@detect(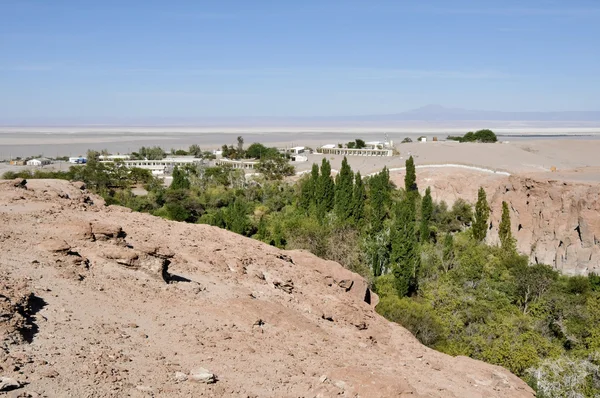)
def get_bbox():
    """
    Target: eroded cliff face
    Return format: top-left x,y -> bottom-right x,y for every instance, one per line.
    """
487,176 -> 600,275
